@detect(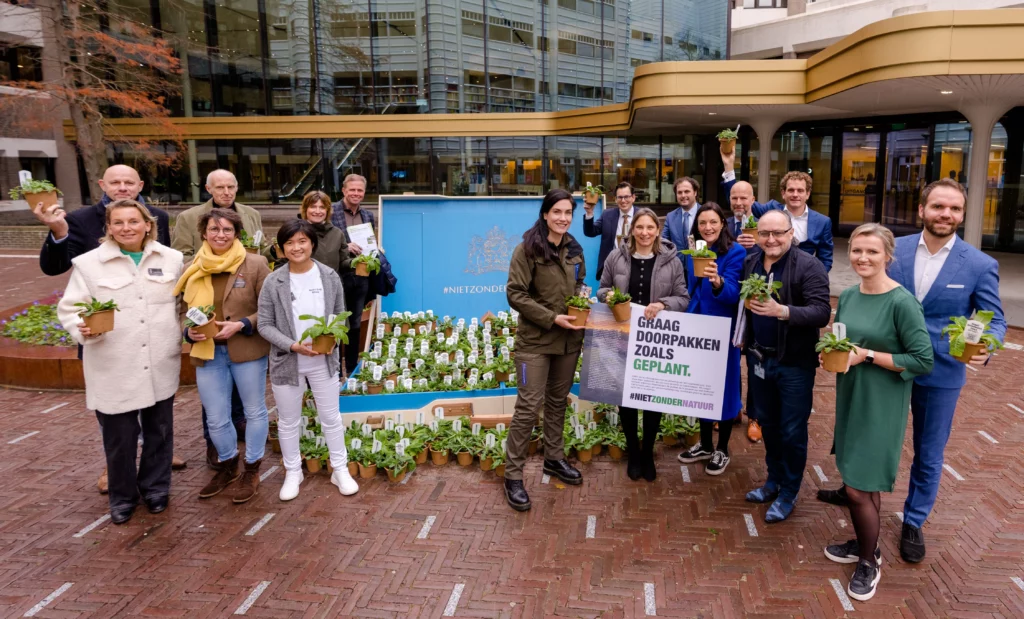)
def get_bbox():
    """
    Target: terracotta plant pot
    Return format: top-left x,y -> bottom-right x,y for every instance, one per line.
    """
312,335 -> 336,354
691,257 -> 715,278
576,447 -> 593,463
367,383 -> 383,395
444,327 -> 453,338
610,302 -> 631,323
683,432 -> 700,447
607,445 -> 624,460
306,457 -> 322,473
820,349 -> 851,373
456,451 -> 473,466
357,462 -> 377,478
719,137 -> 737,155
327,461 -> 334,473
584,191 -> 600,206
591,444 -> 602,456
528,437 -> 540,455
386,466 -> 406,483
662,434 -> 679,446
400,324 -> 411,335
953,341 -> 986,364
415,449 -> 428,465
494,463 -> 506,478
387,373 -> 398,384
594,411 -> 605,423
496,371 -> 510,383
355,262 -> 369,277
270,438 -> 281,454
245,246 -> 258,254
430,448 -> 450,466
480,456 -> 494,471
744,298 -> 753,310
567,306 -> 590,326
82,309 -> 115,335
191,312 -> 219,339
347,461 -> 359,477
23,190 -> 59,209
